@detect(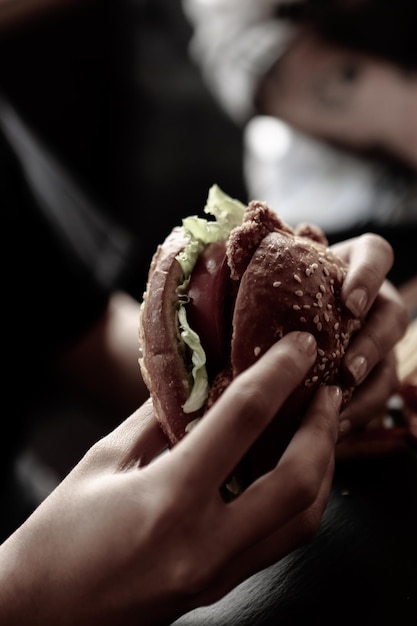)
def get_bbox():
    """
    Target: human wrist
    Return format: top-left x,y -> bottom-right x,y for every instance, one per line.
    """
0,533 -> 40,625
